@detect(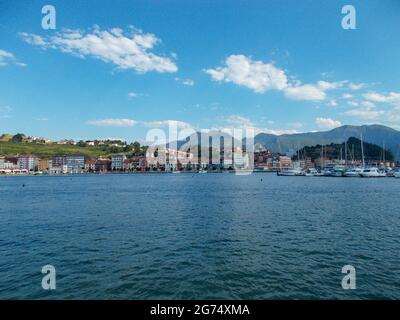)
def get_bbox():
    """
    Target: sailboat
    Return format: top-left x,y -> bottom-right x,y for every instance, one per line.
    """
344,134 -> 366,177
